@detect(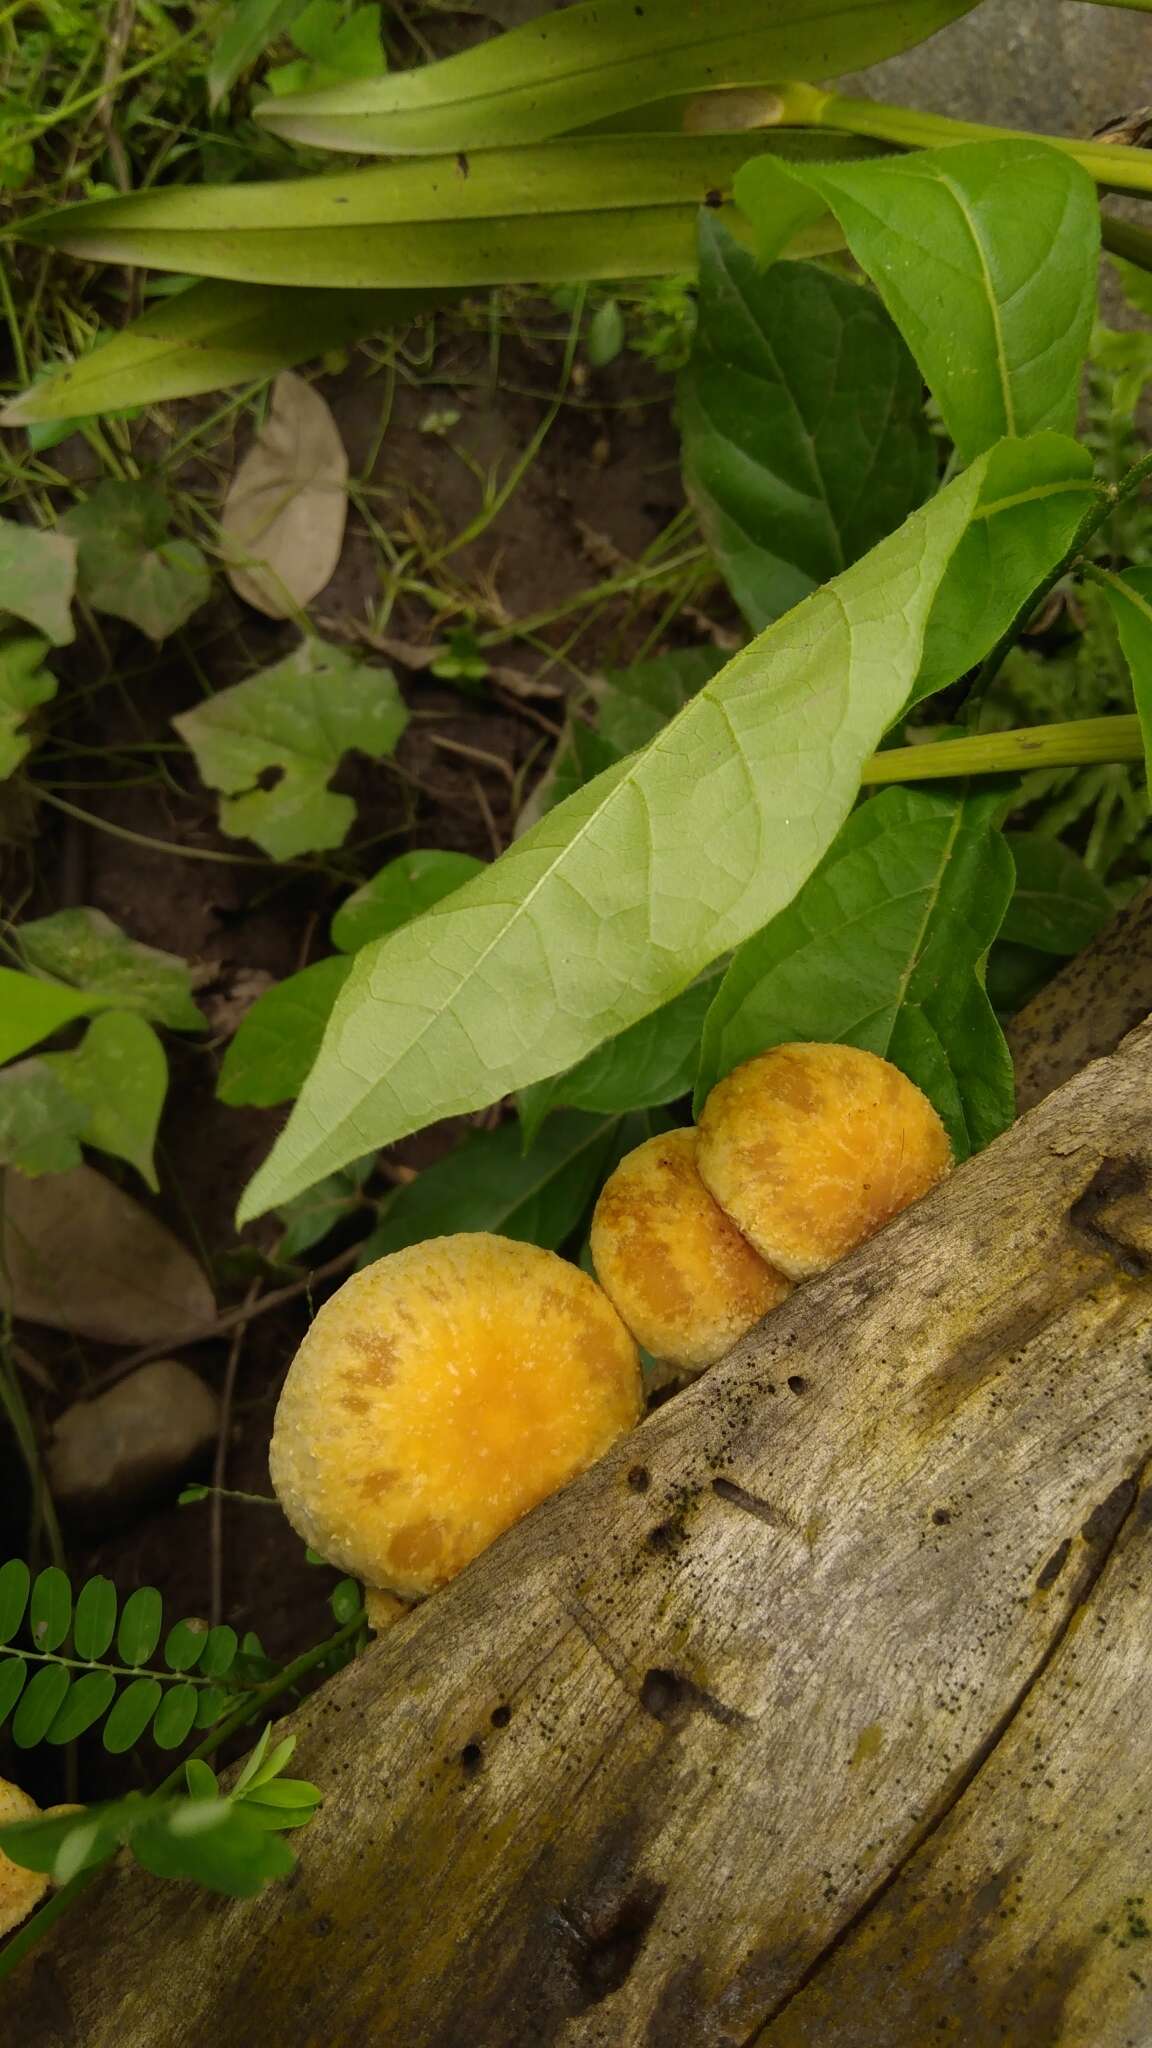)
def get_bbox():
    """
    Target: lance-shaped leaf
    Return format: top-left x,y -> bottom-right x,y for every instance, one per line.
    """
0,283 -> 442,428
8,134 -> 873,291
0,519 -> 76,644
0,636 -> 57,780
173,639 -> 408,860
680,216 -> 935,631
695,787 -> 1015,1158
734,139 -> 1099,463
253,0 -> 978,154
1093,564 -> 1152,790
238,457 -> 988,1220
